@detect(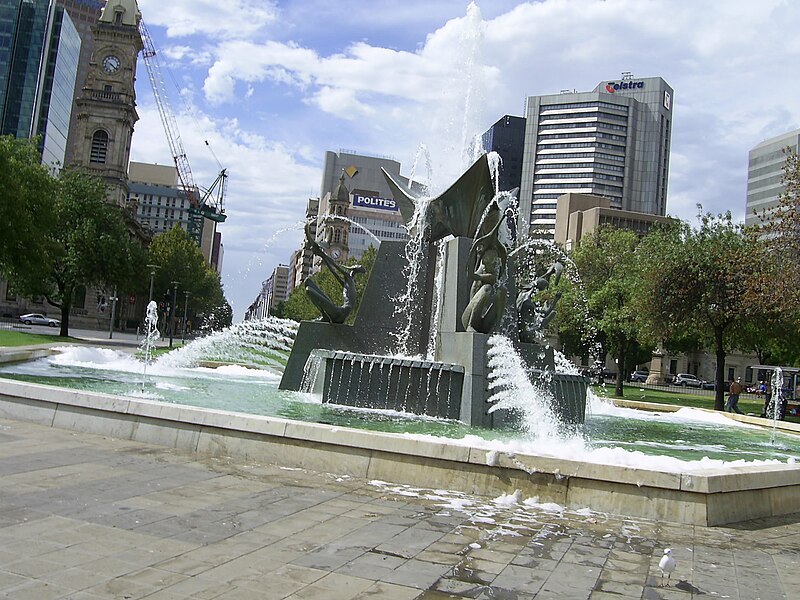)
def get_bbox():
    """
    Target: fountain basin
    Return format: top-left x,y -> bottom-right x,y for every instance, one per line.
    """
1,377 -> 799,526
